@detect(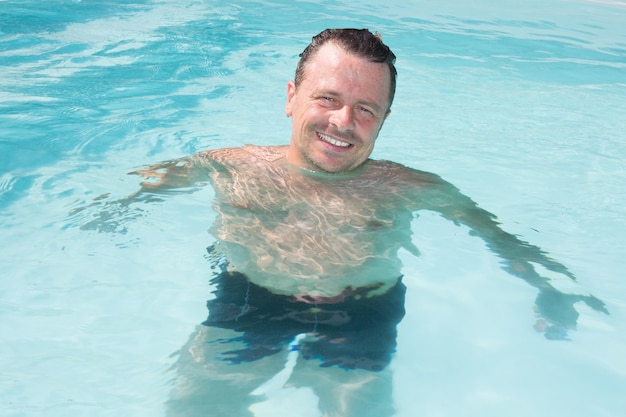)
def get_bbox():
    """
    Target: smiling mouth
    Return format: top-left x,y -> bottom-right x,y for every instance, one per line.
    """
317,132 -> 351,148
